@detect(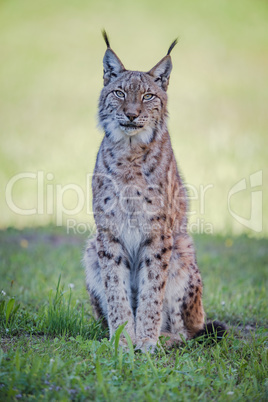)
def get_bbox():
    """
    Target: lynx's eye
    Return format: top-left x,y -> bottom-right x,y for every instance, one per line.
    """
114,90 -> 125,99
143,93 -> 155,101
